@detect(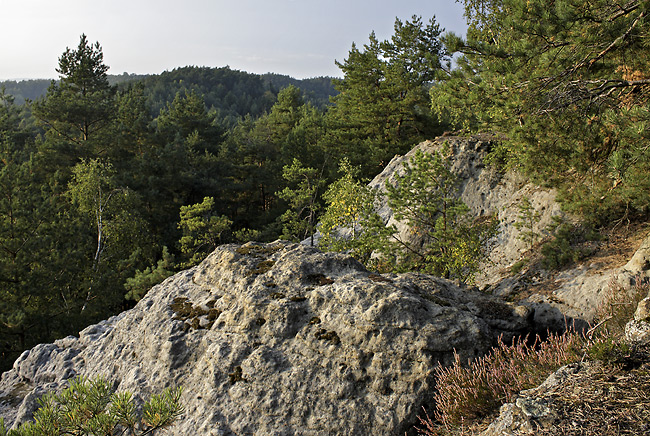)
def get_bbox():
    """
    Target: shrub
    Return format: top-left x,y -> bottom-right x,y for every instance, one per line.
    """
540,217 -> 599,270
1,376 -> 183,436
509,258 -> 528,275
417,331 -> 585,434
